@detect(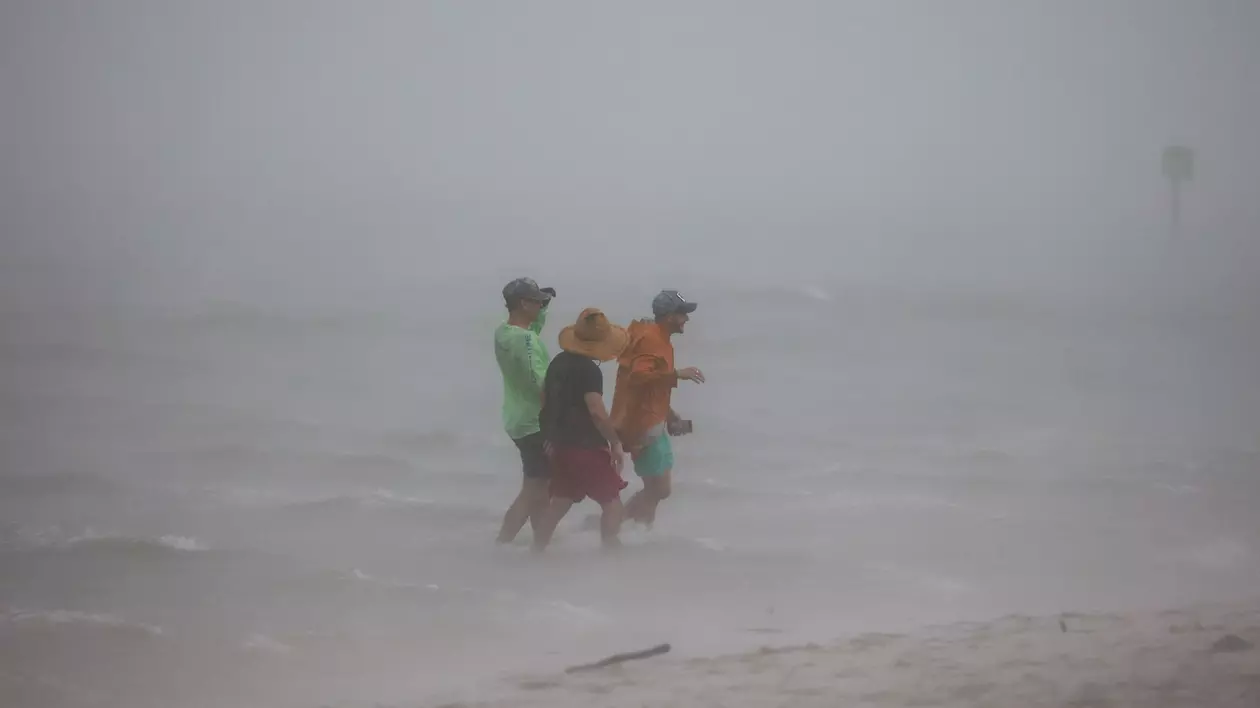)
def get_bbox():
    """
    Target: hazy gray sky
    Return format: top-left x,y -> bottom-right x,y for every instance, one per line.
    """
2,1 -> 1258,308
